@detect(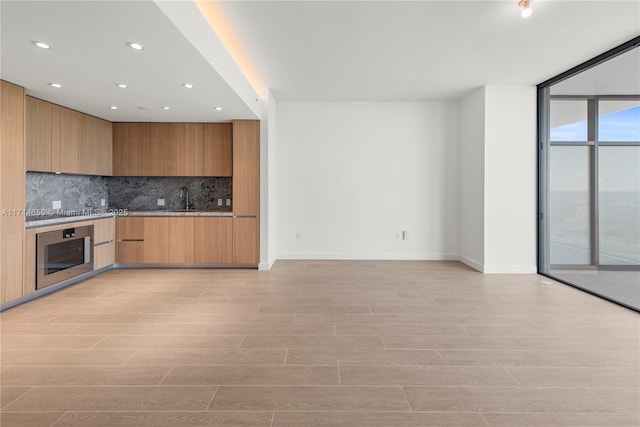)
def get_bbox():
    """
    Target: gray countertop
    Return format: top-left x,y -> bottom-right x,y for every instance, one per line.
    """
26,210 -> 233,229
